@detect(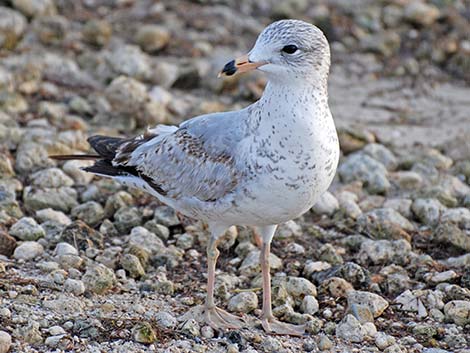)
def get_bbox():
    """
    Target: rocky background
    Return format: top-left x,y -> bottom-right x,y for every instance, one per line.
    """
0,0 -> 469,352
